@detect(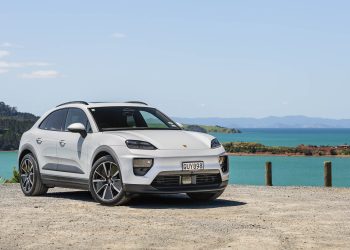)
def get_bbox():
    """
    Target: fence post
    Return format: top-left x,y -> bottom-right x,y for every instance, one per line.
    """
265,161 -> 272,186
324,161 -> 332,187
